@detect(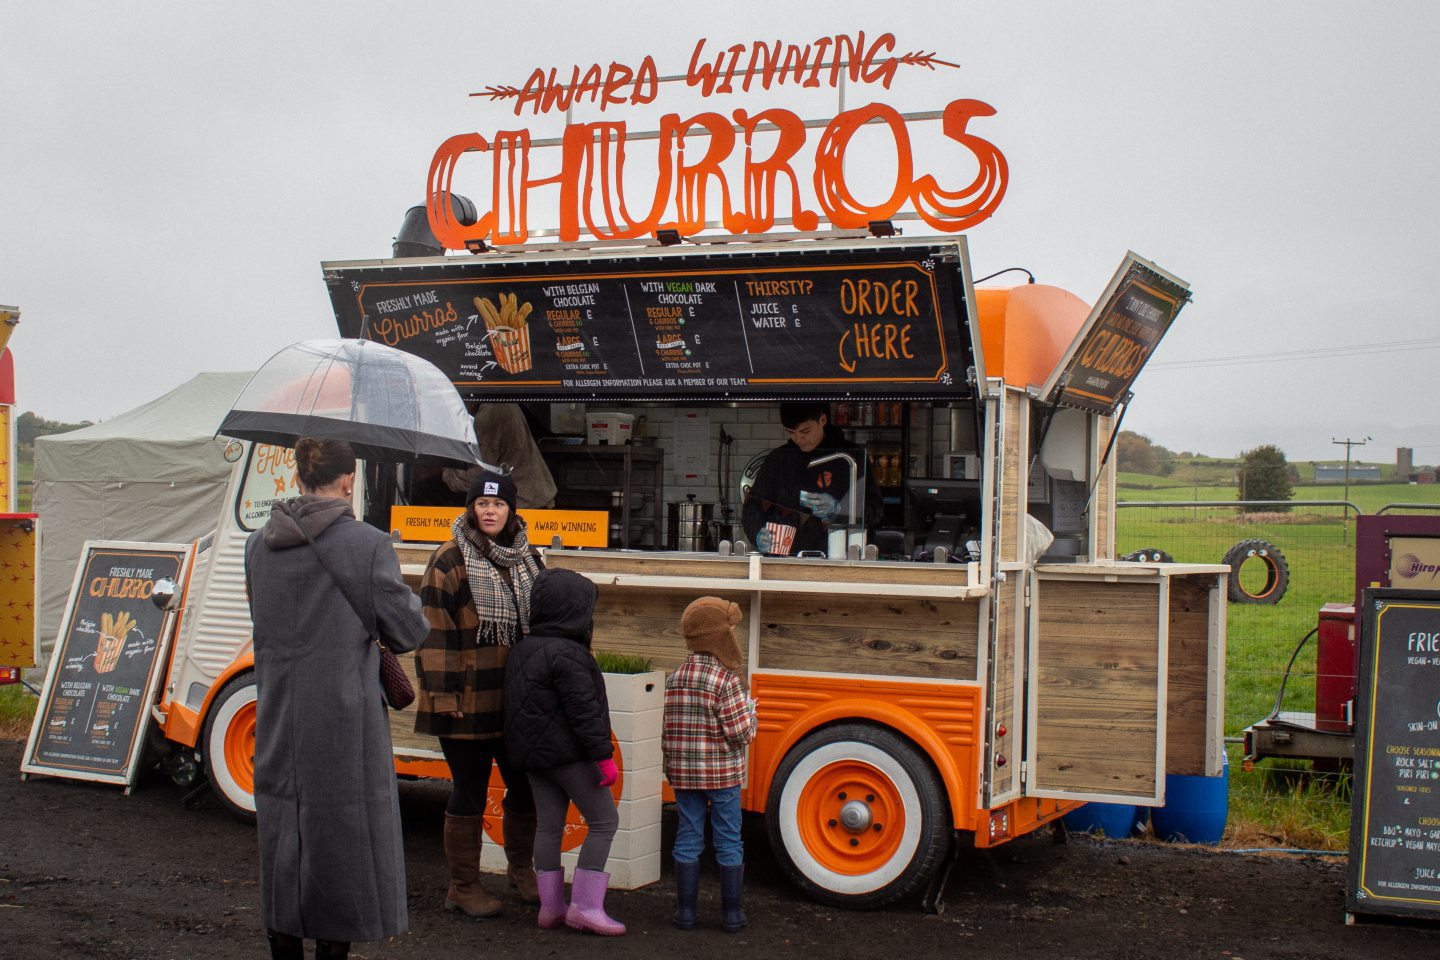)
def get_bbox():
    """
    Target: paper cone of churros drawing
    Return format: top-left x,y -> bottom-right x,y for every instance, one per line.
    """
475,292 -> 534,374
95,610 -> 135,674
